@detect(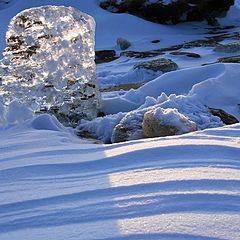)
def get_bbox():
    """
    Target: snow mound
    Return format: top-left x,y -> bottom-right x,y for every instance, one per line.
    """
30,114 -> 65,131
0,100 -> 33,125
